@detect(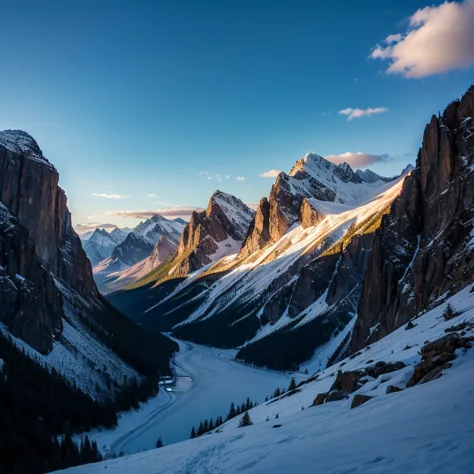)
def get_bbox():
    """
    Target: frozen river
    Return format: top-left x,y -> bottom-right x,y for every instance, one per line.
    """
91,339 -> 293,455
